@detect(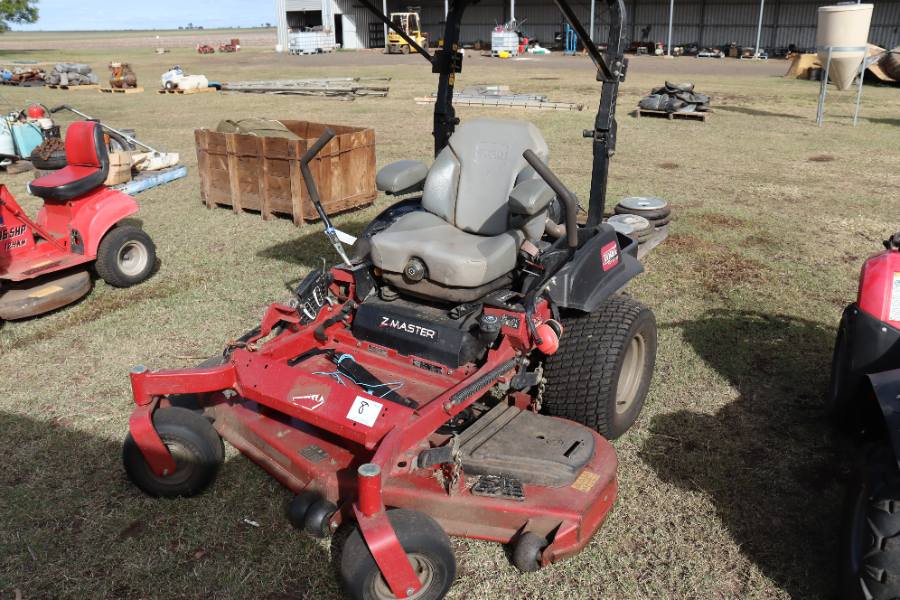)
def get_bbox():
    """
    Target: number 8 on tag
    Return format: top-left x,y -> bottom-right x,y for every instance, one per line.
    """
347,396 -> 383,427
